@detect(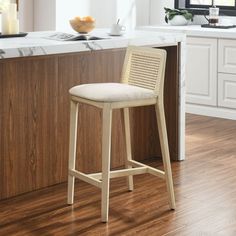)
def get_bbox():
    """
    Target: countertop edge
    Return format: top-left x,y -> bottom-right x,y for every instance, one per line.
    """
0,30 -> 185,59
